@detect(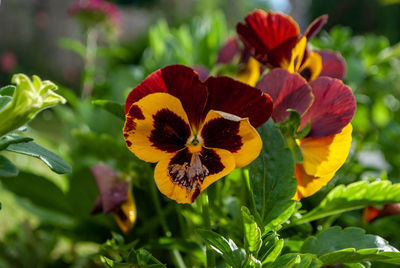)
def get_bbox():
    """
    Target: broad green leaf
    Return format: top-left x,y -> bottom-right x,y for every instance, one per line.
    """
0,85 -> 16,96
301,227 -> 400,265
249,120 -> 297,232
6,141 -> 72,174
0,134 -> 33,151
295,180 -> 400,224
270,253 -> 322,268
0,155 -> 18,177
197,229 -> 247,268
259,232 -> 284,265
0,172 -> 71,213
241,206 -> 262,256
92,99 -> 125,121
